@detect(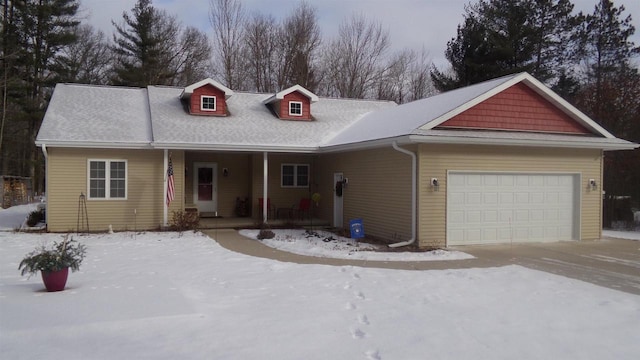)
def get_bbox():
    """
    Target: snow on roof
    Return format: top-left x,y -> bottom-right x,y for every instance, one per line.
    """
322,74 -> 519,147
37,74 -> 637,152
35,83 -> 152,148
181,78 -> 234,99
148,86 -> 394,151
262,84 -> 319,104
